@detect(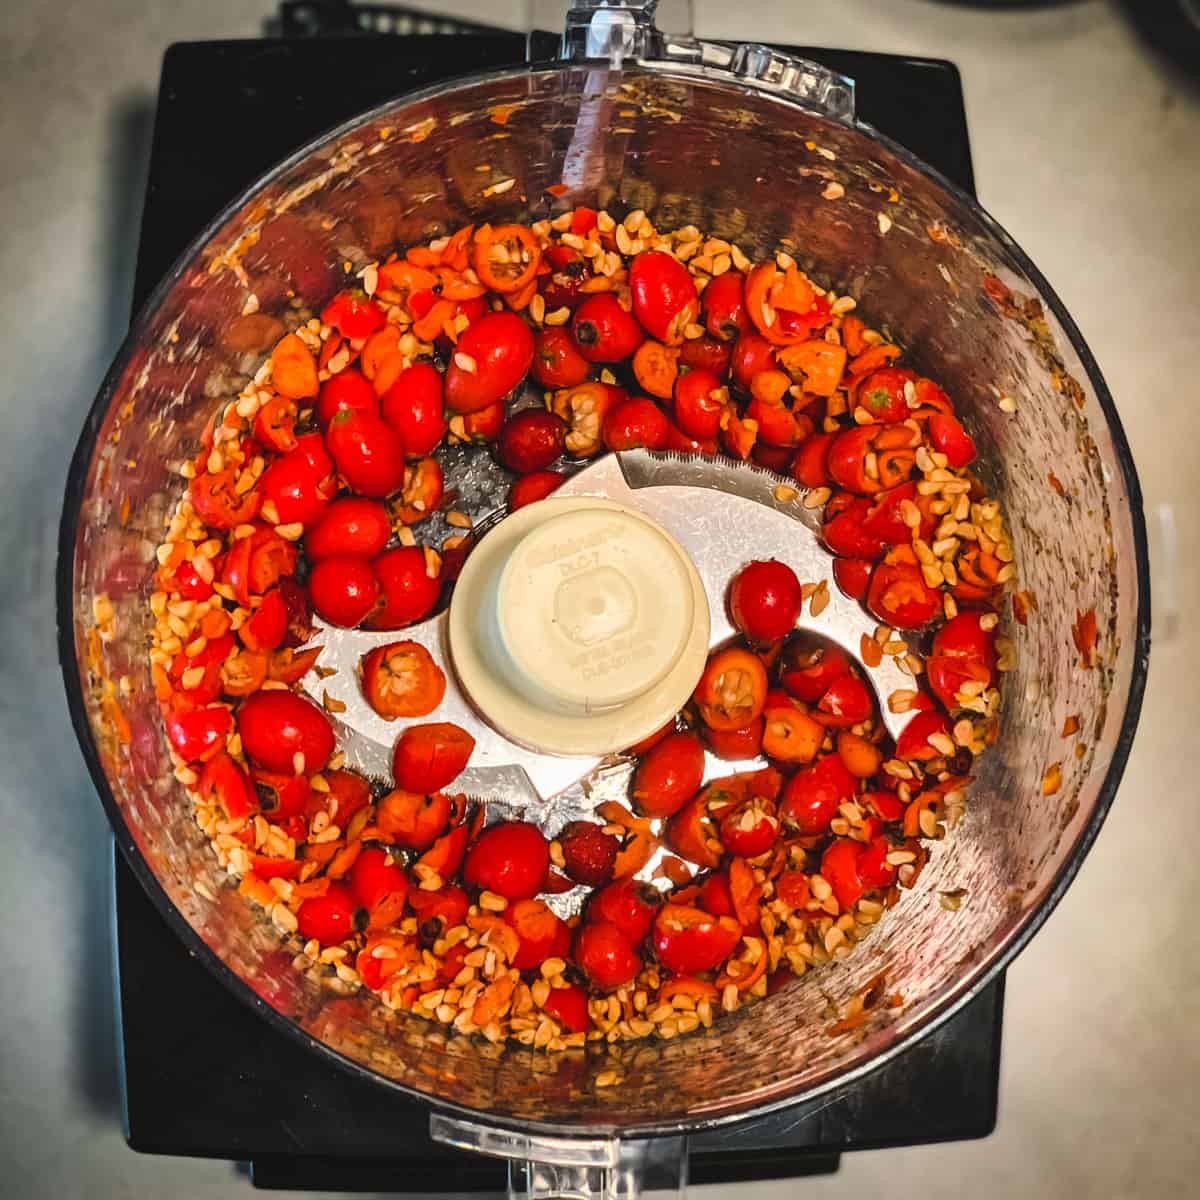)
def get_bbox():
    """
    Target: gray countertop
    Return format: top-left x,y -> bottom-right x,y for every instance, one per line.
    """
1,1 -> 1197,1196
